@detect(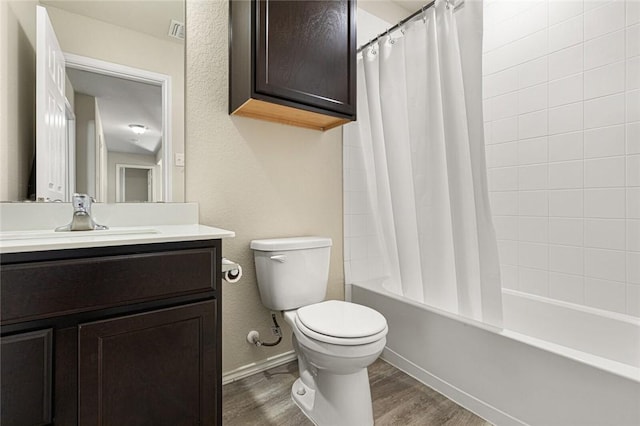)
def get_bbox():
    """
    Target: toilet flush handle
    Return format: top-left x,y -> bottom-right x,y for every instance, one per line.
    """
269,255 -> 287,263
